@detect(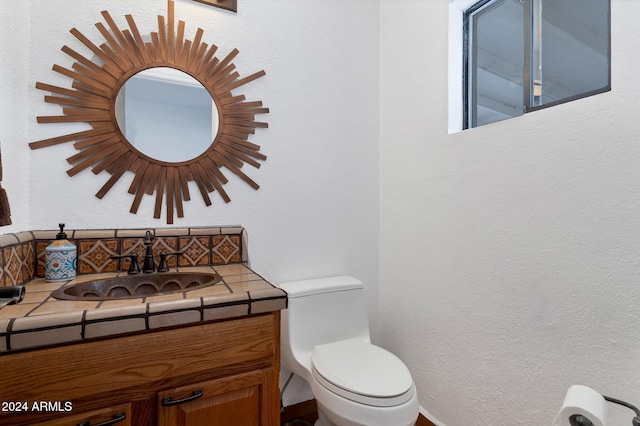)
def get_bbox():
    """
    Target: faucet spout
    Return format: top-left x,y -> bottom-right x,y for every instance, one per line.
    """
142,231 -> 155,273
